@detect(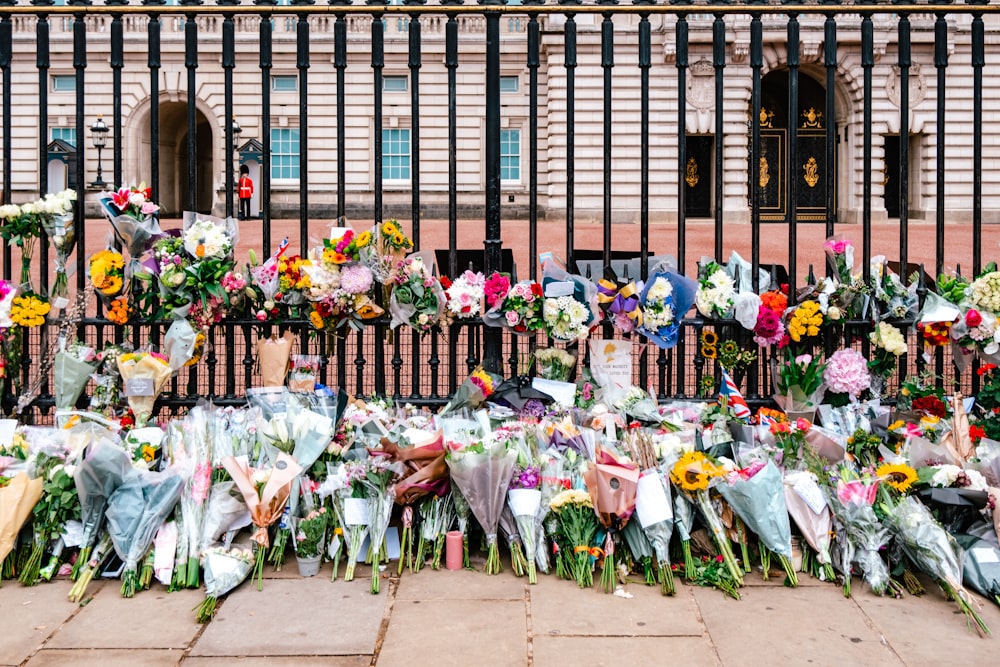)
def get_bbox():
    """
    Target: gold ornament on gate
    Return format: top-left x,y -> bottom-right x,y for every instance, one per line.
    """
803,156 -> 819,188
685,156 -> 700,188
